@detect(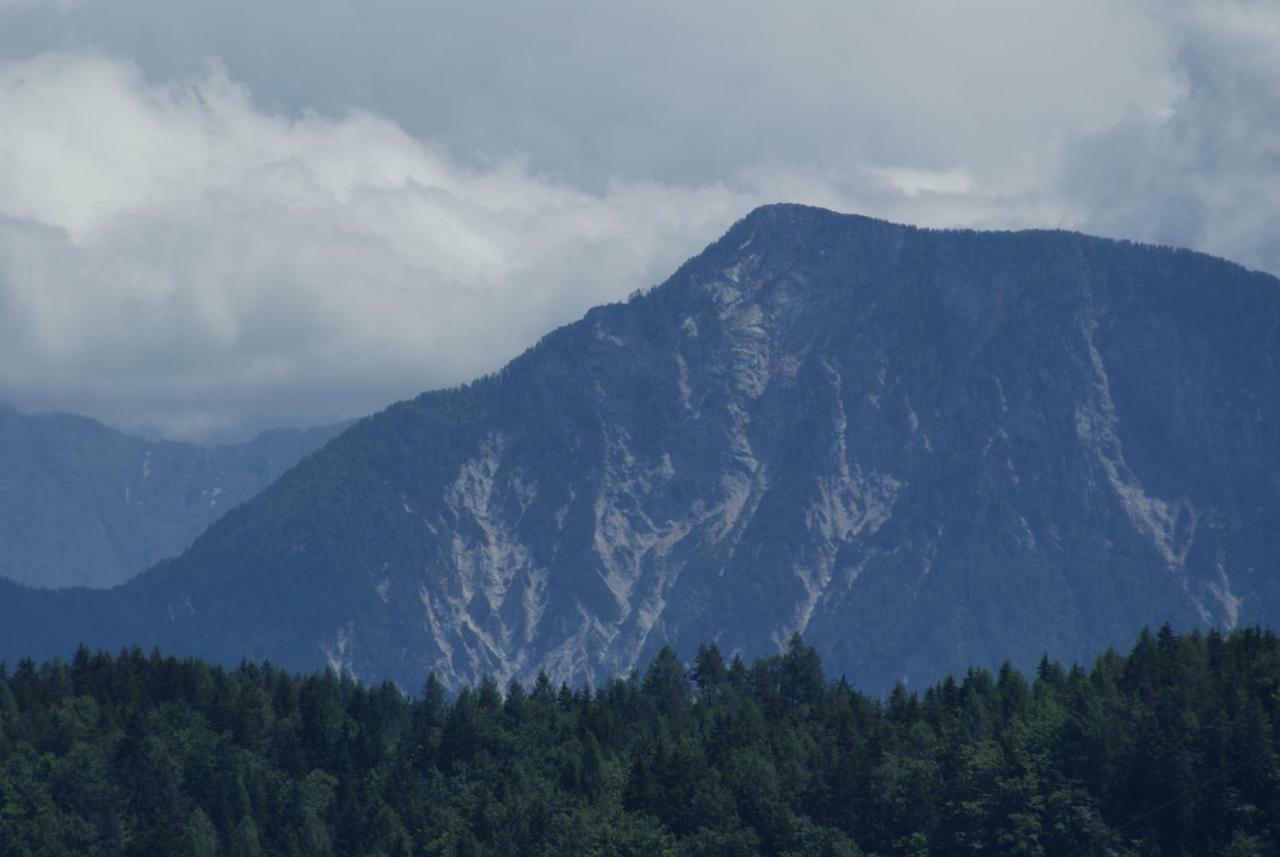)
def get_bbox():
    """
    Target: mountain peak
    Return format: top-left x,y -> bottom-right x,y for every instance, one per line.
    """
2,207 -> 1277,694
739,202 -> 890,226
728,203 -> 905,246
